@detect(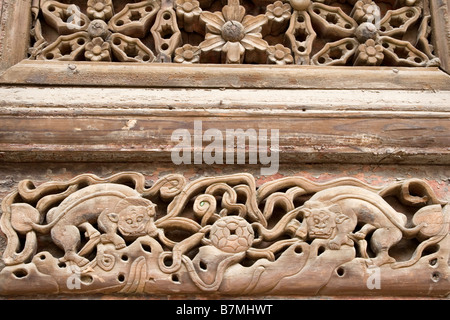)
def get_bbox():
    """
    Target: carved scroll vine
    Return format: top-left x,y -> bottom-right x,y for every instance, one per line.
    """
0,172 -> 449,296
28,0 -> 440,65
